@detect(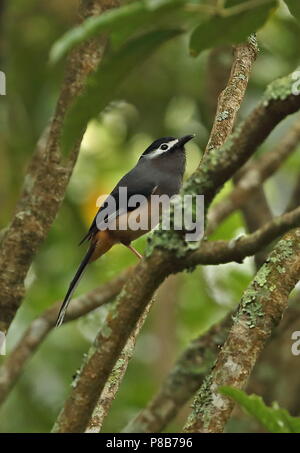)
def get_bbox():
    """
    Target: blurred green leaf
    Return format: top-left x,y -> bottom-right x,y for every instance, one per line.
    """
284,0 -> 300,22
190,0 -> 277,56
49,0 -> 186,63
220,386 -> 300,433
61,29 -> 181,154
